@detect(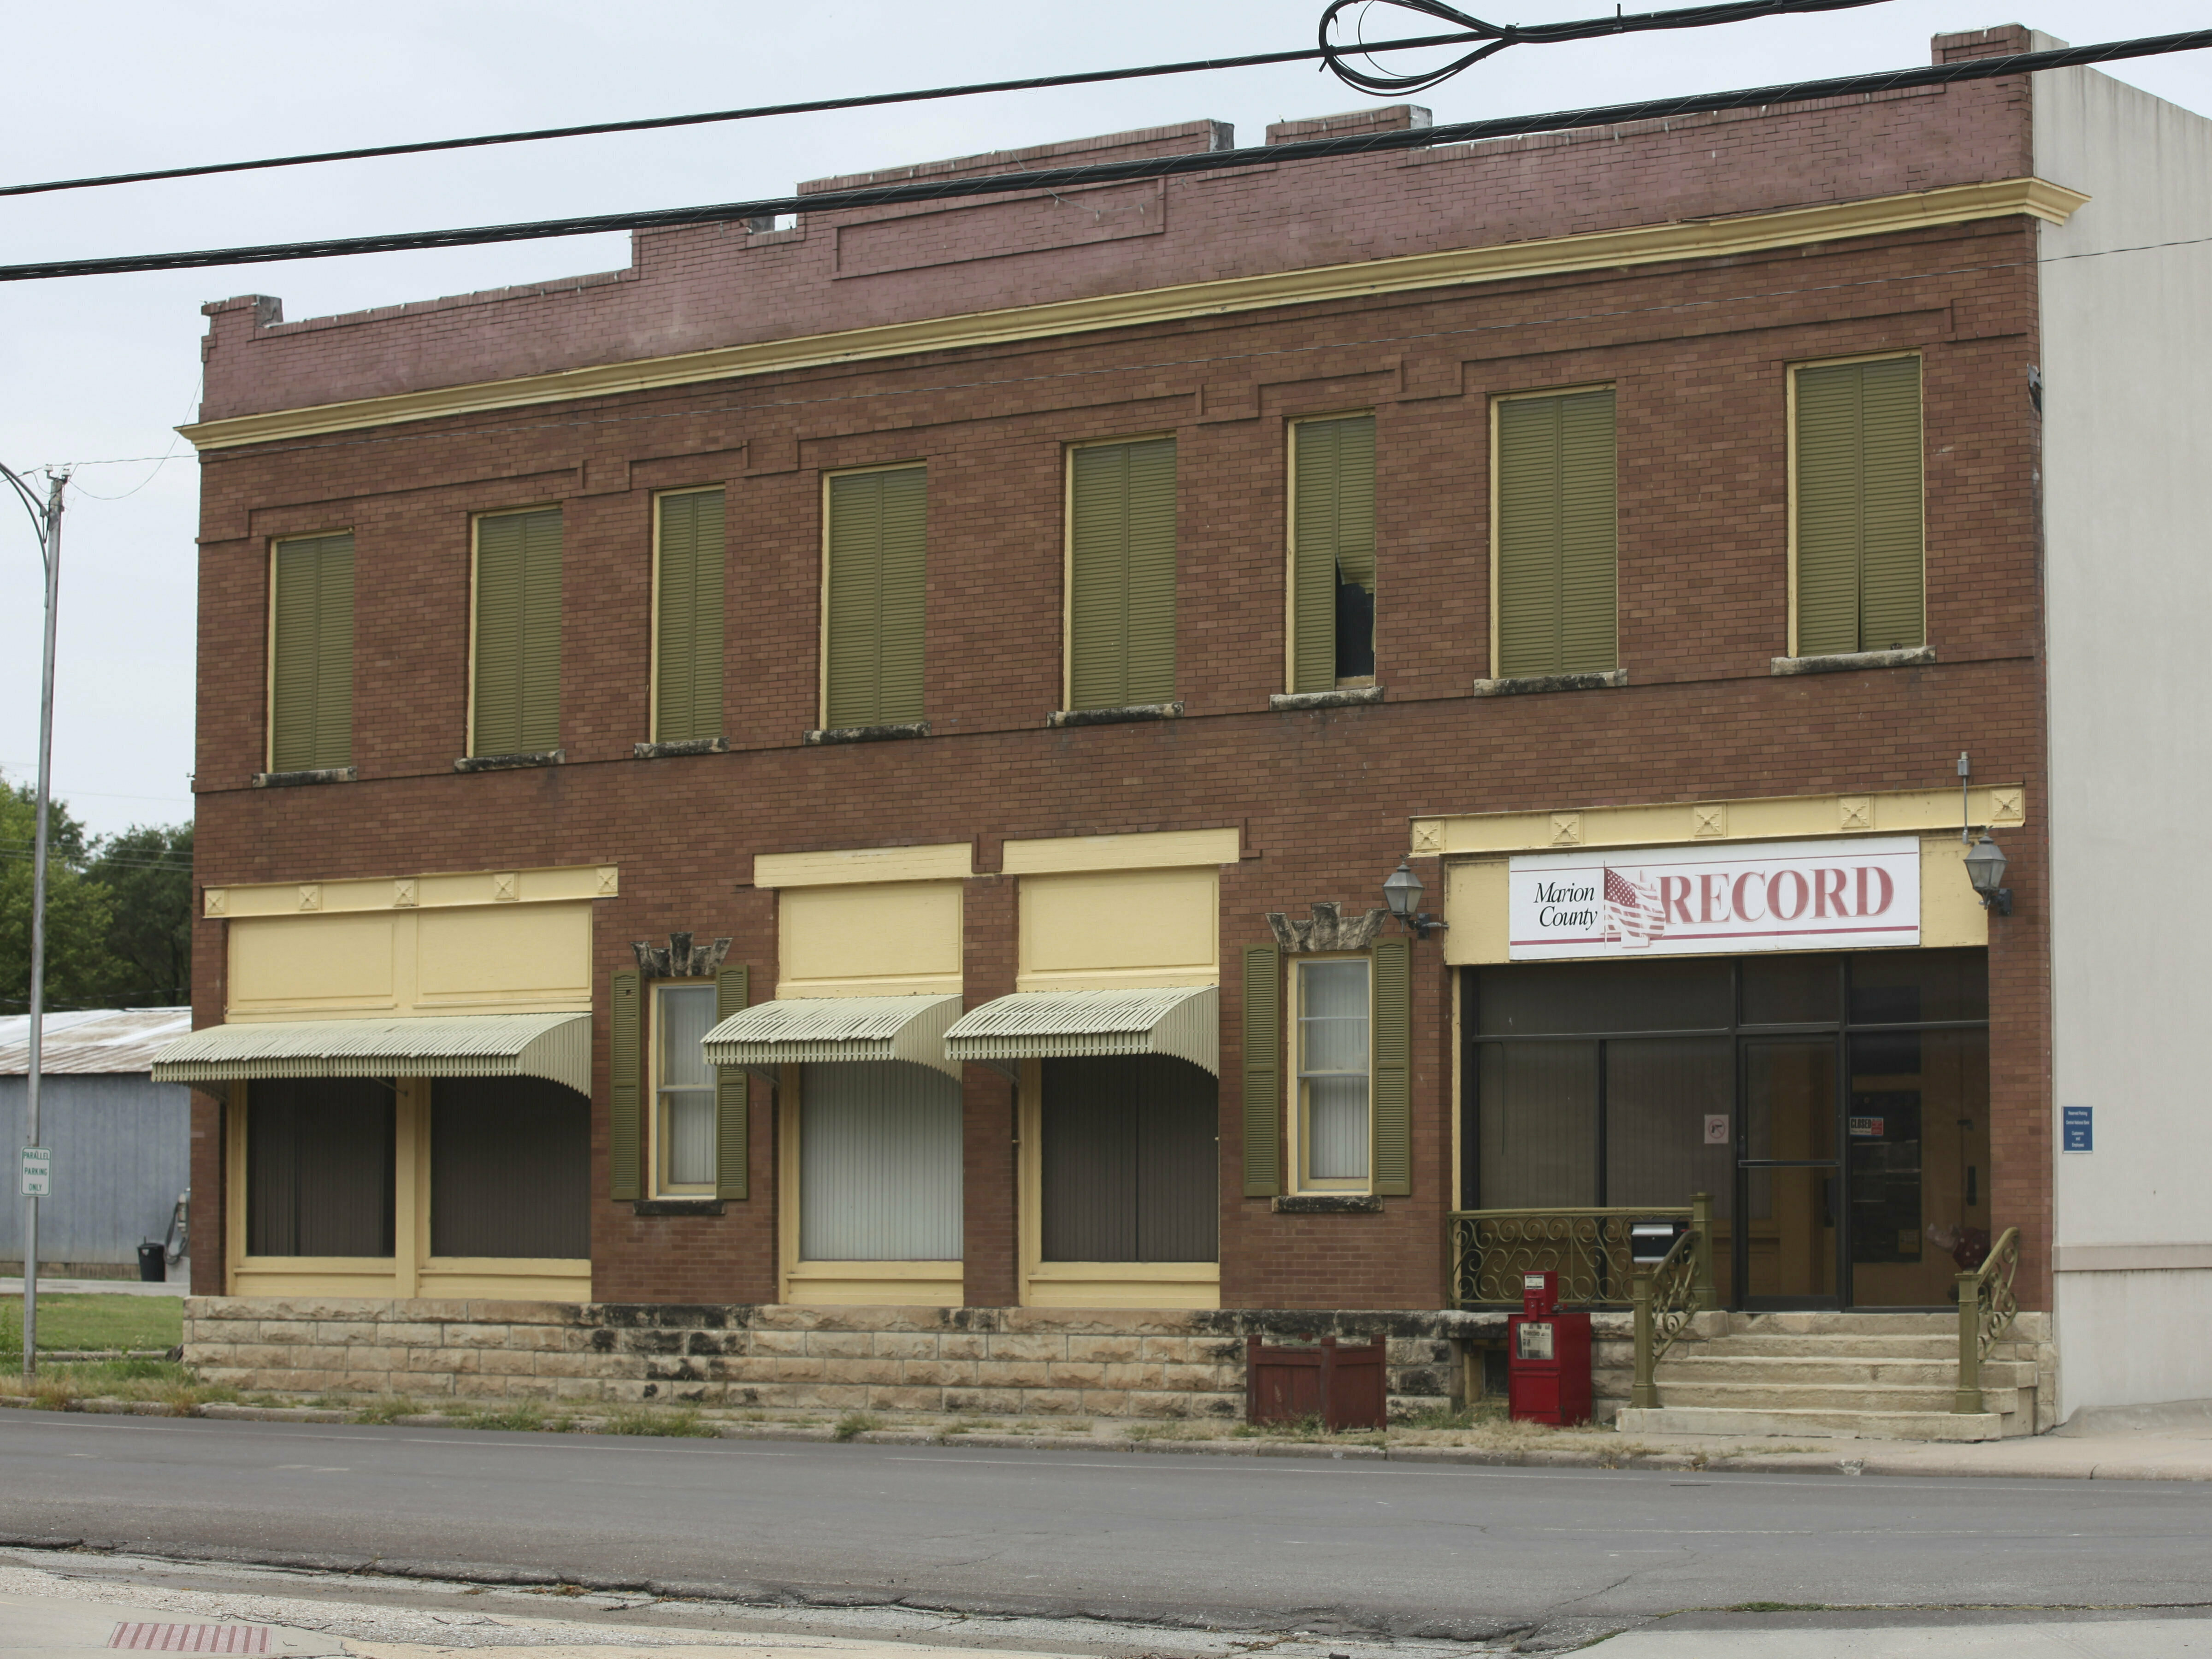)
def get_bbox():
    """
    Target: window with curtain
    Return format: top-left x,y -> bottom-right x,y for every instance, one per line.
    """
1290,414 -> 1377,691
654,983 -> 718,1194
1040,1056 -> 1217,1263
431,1076 -> 590,1259
1494,388 -> 1617,679
798,1061 -> 963,1260
269,531 -> 354,773
823,466 -> 926,729
245,1078 -> 395,1257
1297,957 -> 1372,1188
1067,437 -> 1177,710
654,489 -> 726,743
1793,355 -> 1924,657
471,507 -> 563,756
